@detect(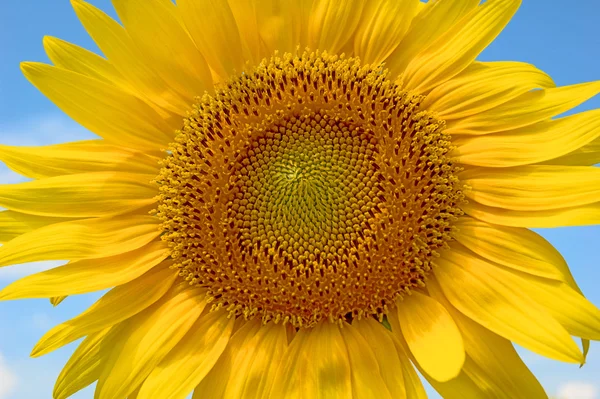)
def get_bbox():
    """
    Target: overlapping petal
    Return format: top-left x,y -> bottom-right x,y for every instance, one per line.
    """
21,62 -> 175,148
0,216 -> 160,267
0,140 -> 161,178
454,109 -> 600,167
0,172 -> 157,217
396,291 -> 465,382
269,322 -> 352,399
434,246 -> 584,364
95,285 -> 207,399
31,265 -> 178,357
402,0 -> 521,94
